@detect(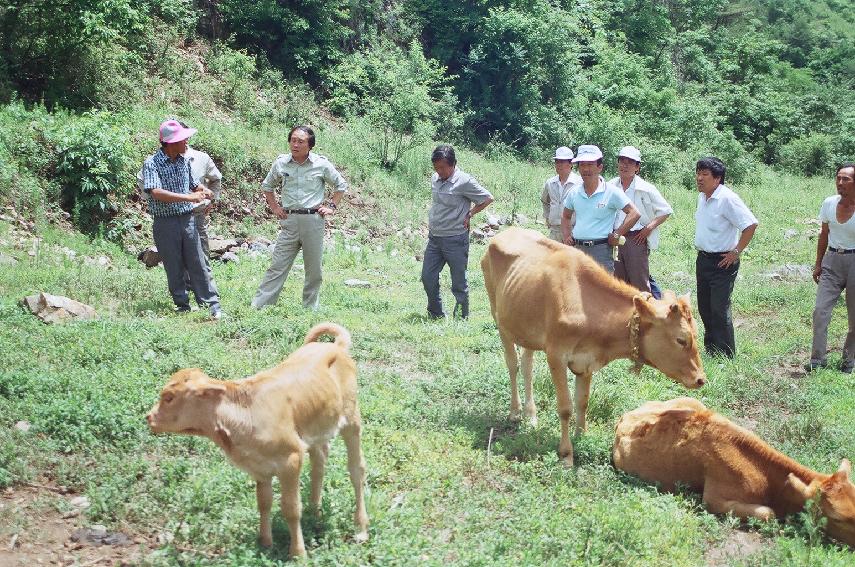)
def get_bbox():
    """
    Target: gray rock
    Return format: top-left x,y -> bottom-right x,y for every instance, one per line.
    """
762,264 -> 813,281
512,213 -> 529,225
208,238 -> 240,257
220,251 -> 240,263
484,213 -> 501,228
69,495 -> 90,509
14,420 -> 30,433
21,293 -> 98,324
344,279 -> 371,288
783,229 -> 799,239
470,228 -> 488,243
0,252 -> 18,265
